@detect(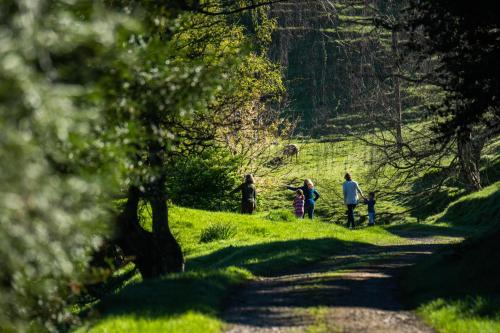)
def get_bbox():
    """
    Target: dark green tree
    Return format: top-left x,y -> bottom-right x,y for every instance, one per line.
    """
406,0 -> 500,190
104,1 -> 284,278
